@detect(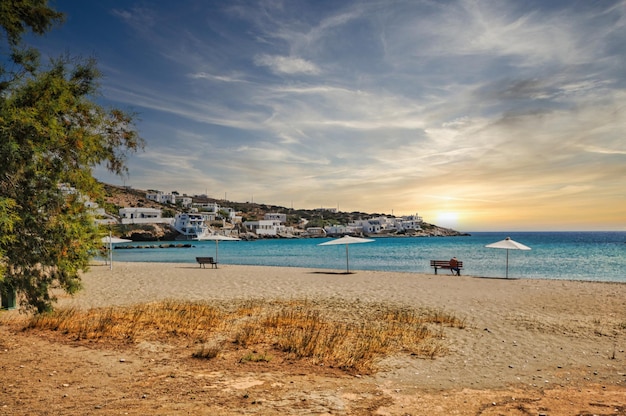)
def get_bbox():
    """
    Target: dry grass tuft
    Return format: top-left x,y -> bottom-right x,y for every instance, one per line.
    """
192,340 -> 224,359
26,300 -> 226,342
24,299 -> 466,373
